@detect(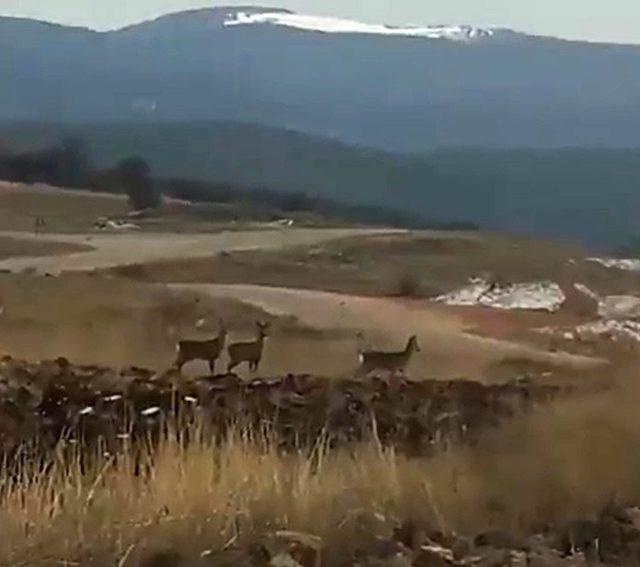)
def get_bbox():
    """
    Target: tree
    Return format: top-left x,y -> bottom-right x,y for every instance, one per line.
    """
58,137 -> 91,187
116,156 -> 160,210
